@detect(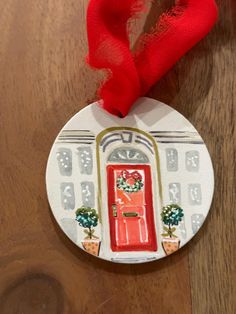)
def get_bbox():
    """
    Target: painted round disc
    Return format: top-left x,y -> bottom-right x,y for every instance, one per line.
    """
46,97 -> 214,263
